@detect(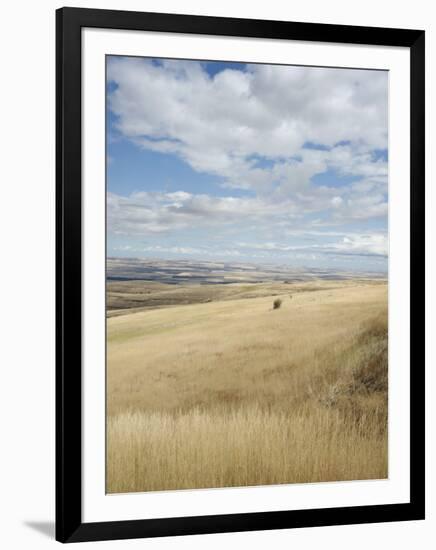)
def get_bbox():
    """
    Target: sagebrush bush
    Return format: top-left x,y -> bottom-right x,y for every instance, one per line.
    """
273,298 -> 282,309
